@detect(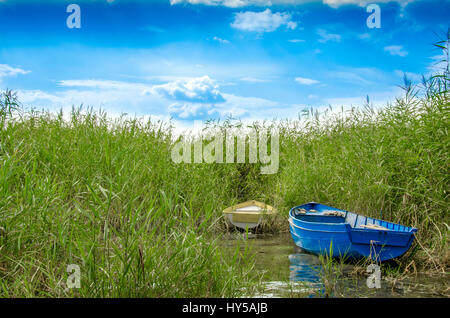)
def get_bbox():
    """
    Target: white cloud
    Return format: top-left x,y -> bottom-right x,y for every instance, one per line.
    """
15,79 -> 179,117
13,76 -> 292,124
170,0 -> 287,7
288,39 -> 306,43
323,88 -> 403,109
17,89 -> 66,105
427,53 -> 448,75
317,28 -> 341,43
393,69 -> 423,82
295,76 -> 320,85
0,64 -> 30,78
323,0 -> 413,8
148,75 -> 225,104
220,93 -> 280,118
358,33 -> 371,40
58,79 -> 150,90
240,76 -> 271,83
328,71 -> 371,85
16,85 -> 168,118
168,102 -> 219,119
213,36 -> 230,44
170,0 -> 414,8
17,76 -> 285,122
231,9 -> 297,32
167,92 -> 281,121
327,67 -> 388,86
384,45 -> 408,57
